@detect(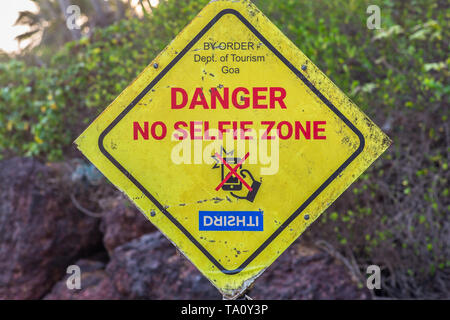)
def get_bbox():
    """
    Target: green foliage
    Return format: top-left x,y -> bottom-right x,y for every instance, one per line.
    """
2,0 -> 447,160
0,0 -> 448,298
0,60 -> 68,160
1,0 -> 208,160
